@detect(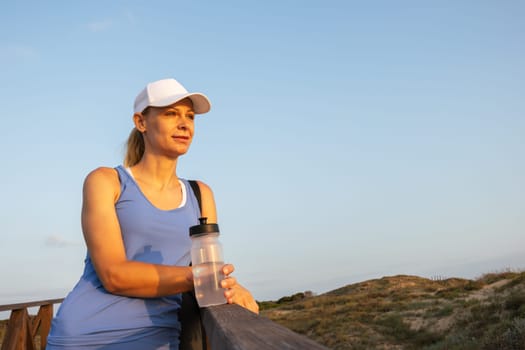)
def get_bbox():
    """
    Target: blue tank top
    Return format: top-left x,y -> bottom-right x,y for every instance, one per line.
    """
47,166 -> 201,349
